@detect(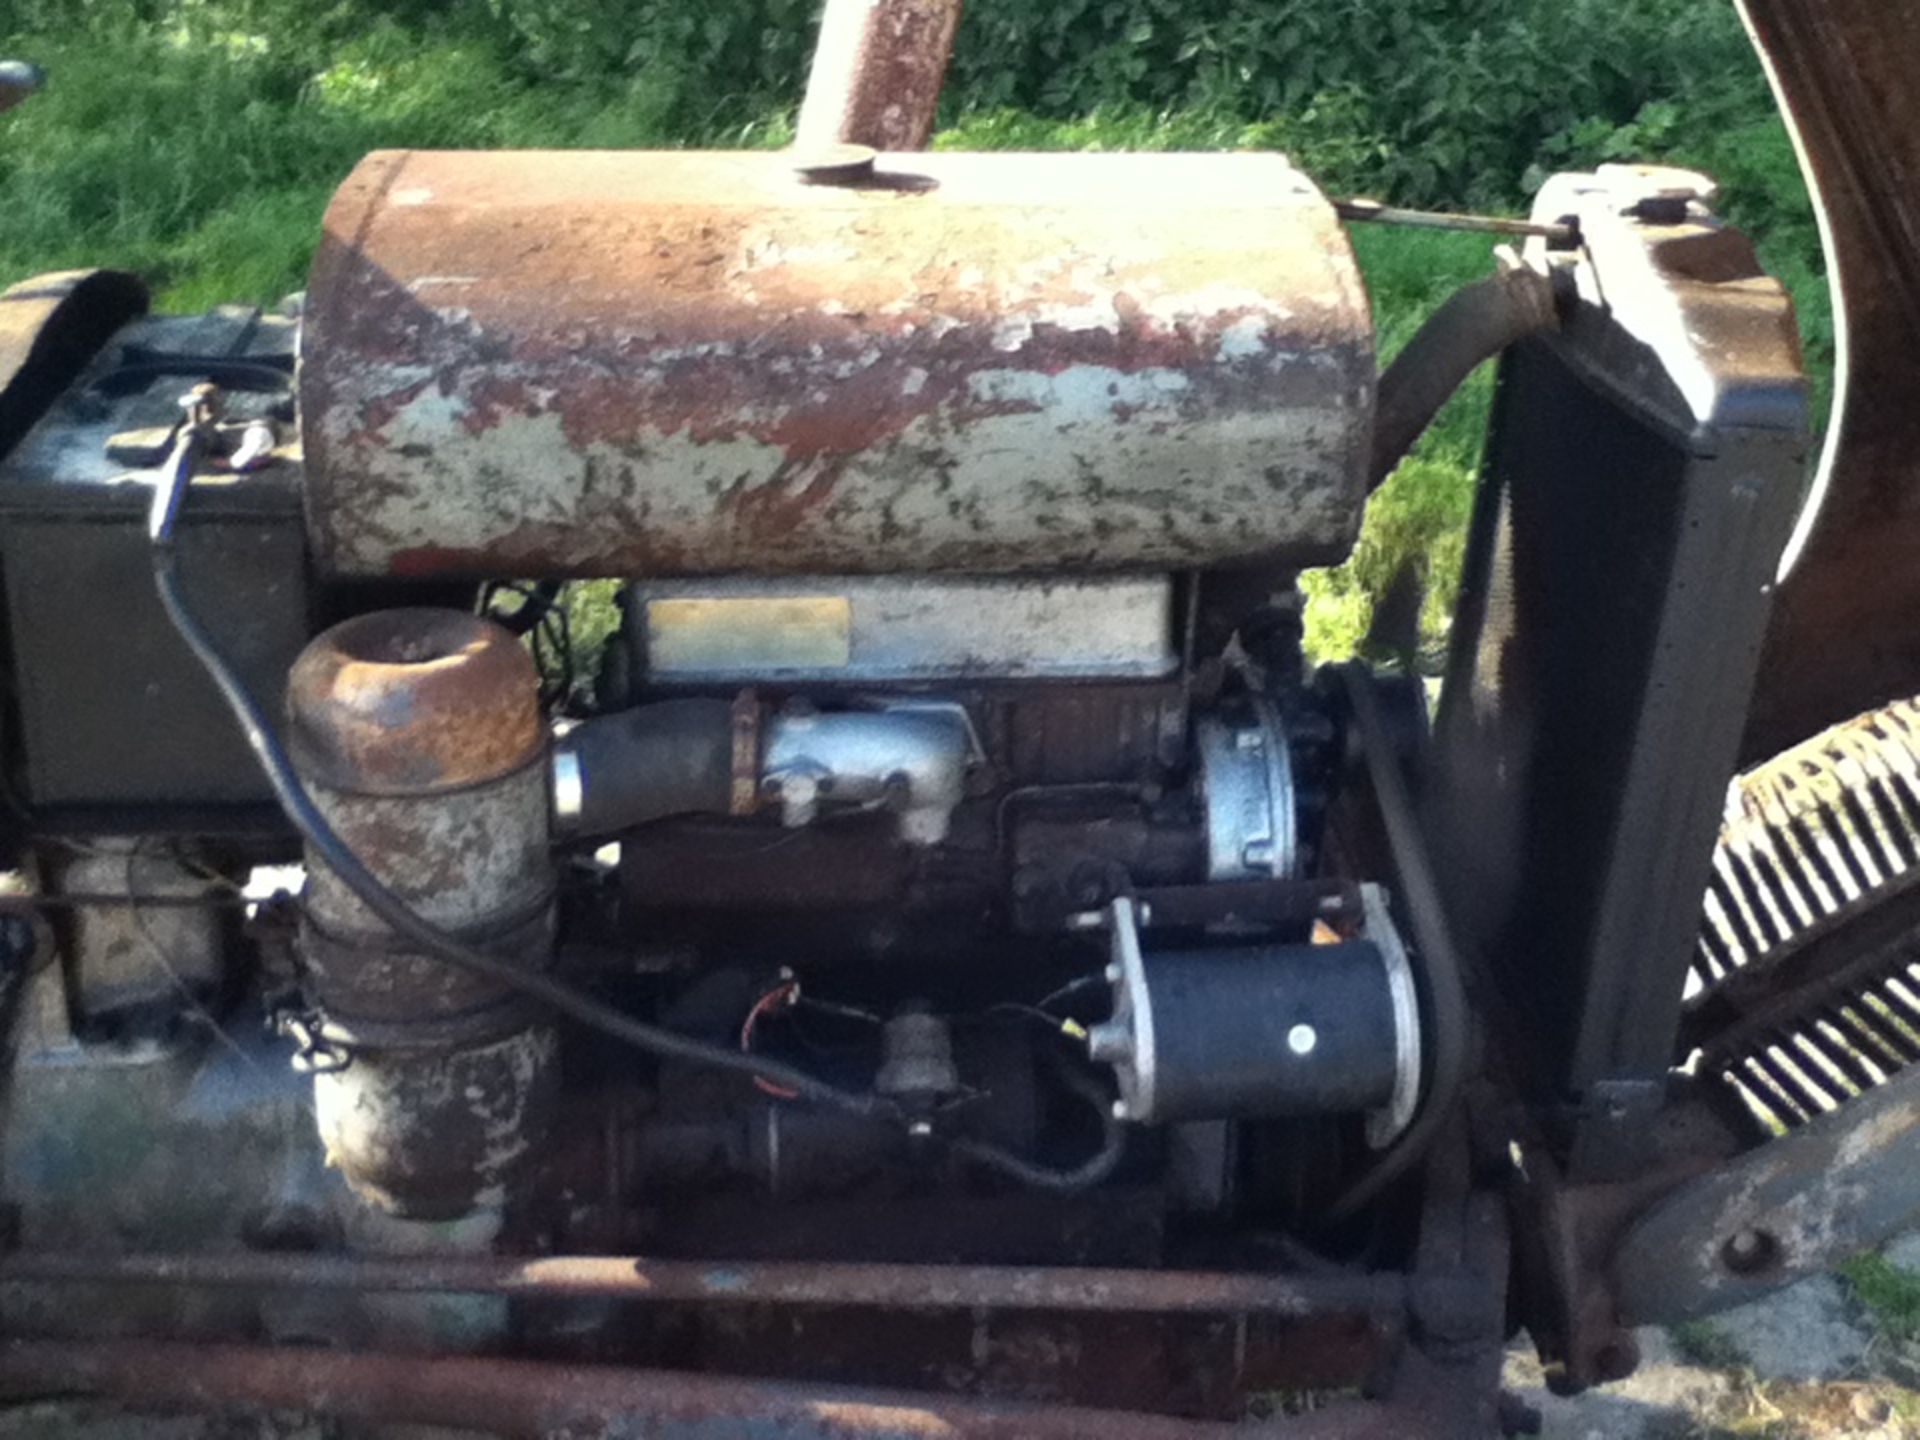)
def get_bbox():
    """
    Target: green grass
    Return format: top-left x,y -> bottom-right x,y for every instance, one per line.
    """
0,6 -> 1827,666
1842,1253 -> 1920,1347
1305,228 -> 1499,662
1672,1318 -> 1750,1372
0,21 -> 793,308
